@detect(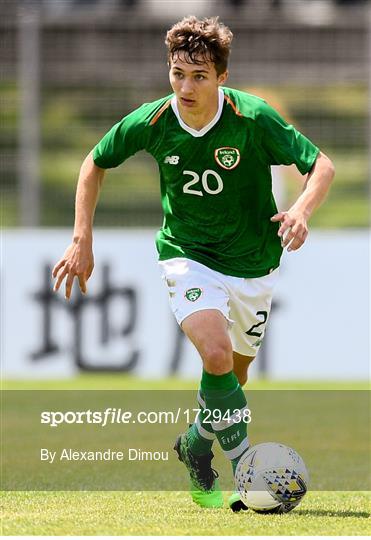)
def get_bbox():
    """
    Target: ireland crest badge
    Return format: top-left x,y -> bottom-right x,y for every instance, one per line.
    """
214,147 -> 240,170
185,288 -> 202,302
